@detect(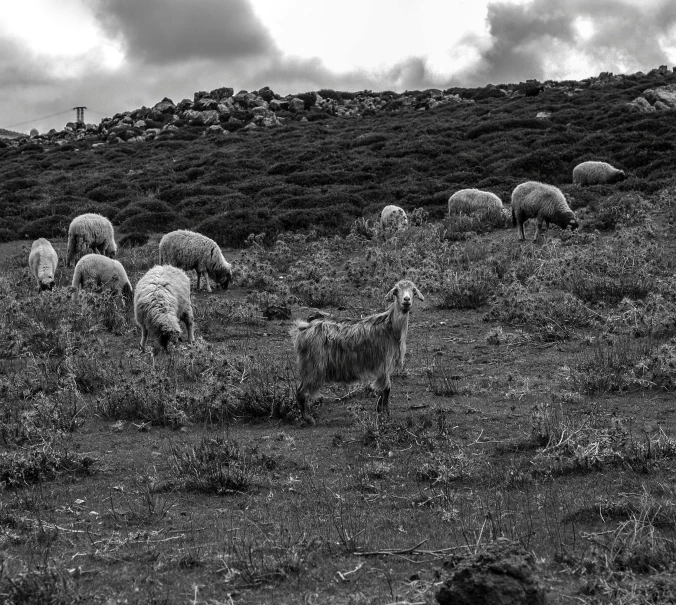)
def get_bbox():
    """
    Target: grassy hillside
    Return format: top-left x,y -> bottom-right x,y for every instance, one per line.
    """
3,71 -> 676,604
1,70 -> 676,246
